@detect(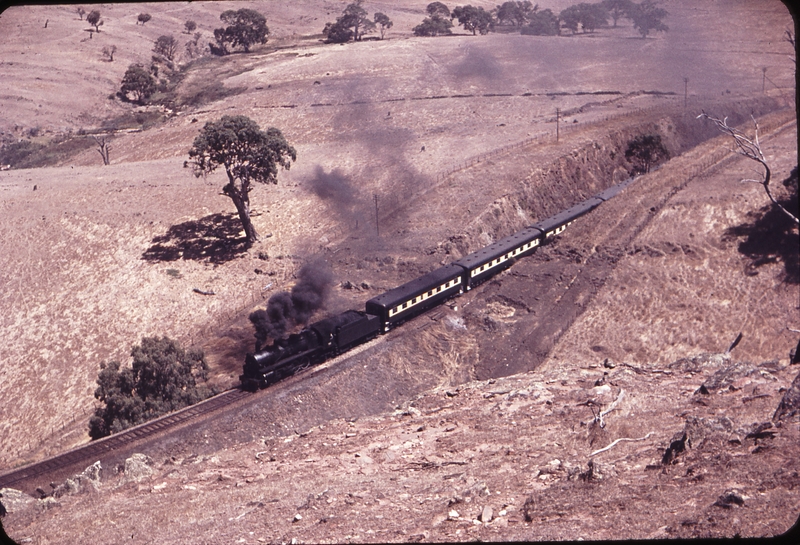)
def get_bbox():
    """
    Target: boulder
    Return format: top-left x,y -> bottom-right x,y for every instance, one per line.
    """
123,453 -> 155,483
773,371 -> 800,423
52,461 -> 102,497
0,488 -> 37,514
